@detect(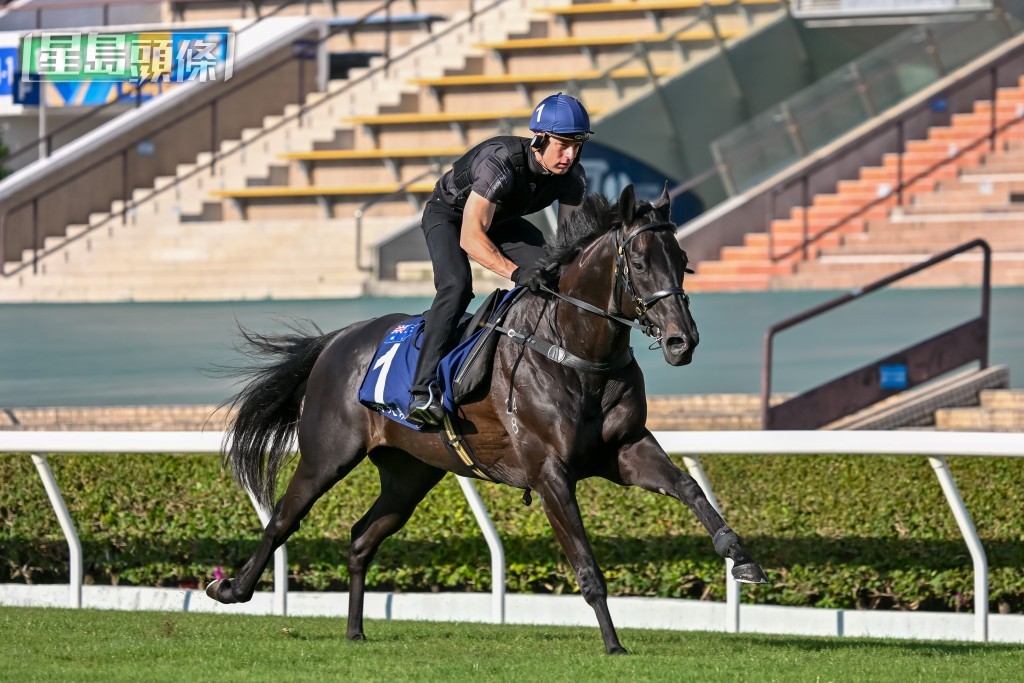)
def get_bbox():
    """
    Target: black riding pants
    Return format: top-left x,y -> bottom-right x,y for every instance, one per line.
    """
411,198 -> 547,392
